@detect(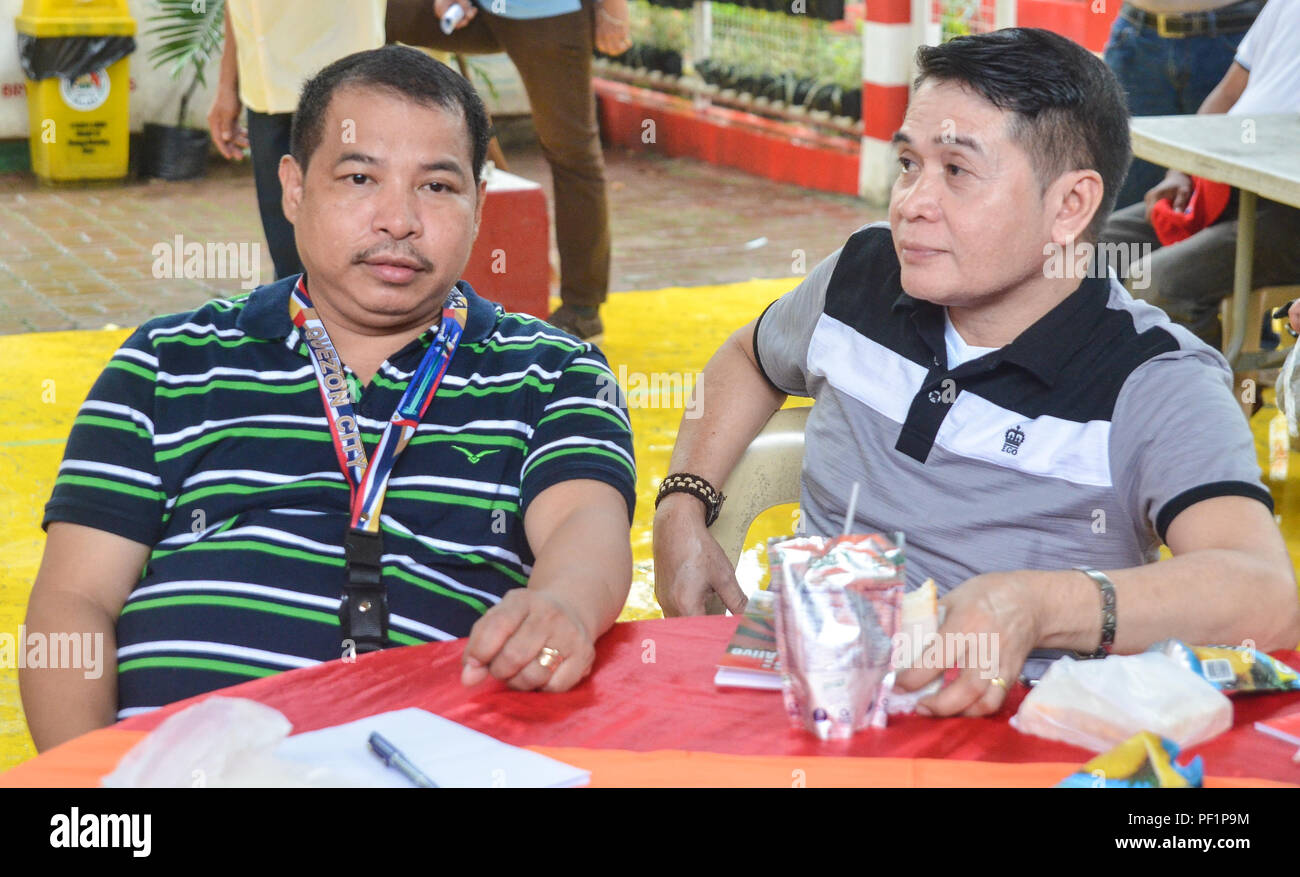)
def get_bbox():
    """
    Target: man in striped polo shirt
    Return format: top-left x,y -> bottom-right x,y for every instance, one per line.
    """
22,47 -> 635,750
654,29 -> 1300,716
